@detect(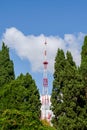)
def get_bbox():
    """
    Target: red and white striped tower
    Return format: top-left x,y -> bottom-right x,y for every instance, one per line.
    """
41,41 -> 50,120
